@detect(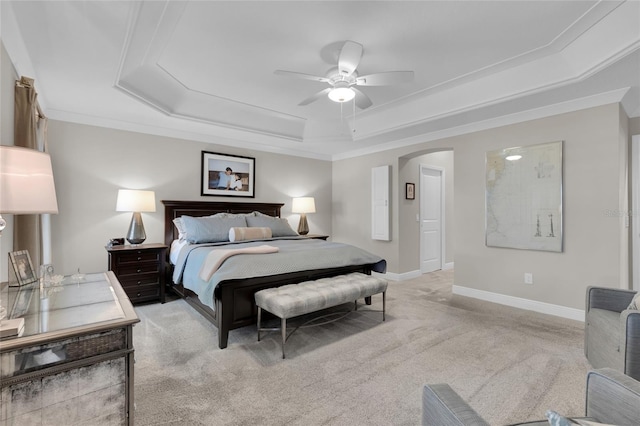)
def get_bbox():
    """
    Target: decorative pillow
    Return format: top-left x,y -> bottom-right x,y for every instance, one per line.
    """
245,215 -> 298,237
229,227 -> 272,242
628,292 -> 640,310
545,410 -> 613,426
180,215 -> 247,244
